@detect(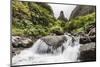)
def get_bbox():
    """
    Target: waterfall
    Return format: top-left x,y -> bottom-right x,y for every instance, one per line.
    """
12,35 -> 80,66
